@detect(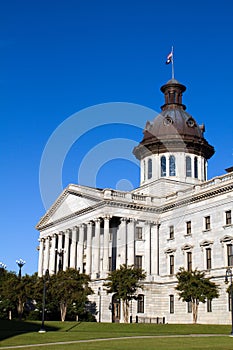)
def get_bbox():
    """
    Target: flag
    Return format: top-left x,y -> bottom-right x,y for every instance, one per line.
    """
166,52 -> 173,65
